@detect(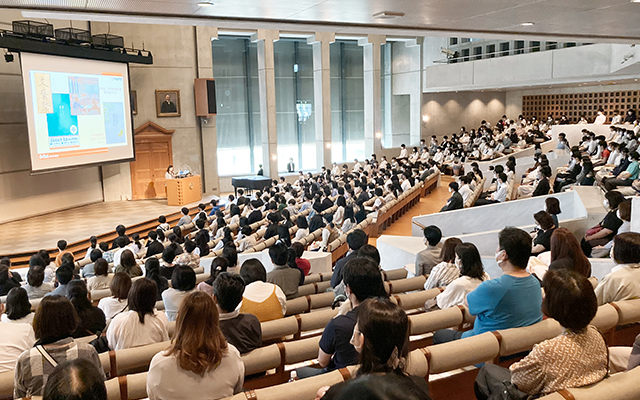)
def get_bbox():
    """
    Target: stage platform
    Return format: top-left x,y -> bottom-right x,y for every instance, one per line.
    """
0,194 -> 220,258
